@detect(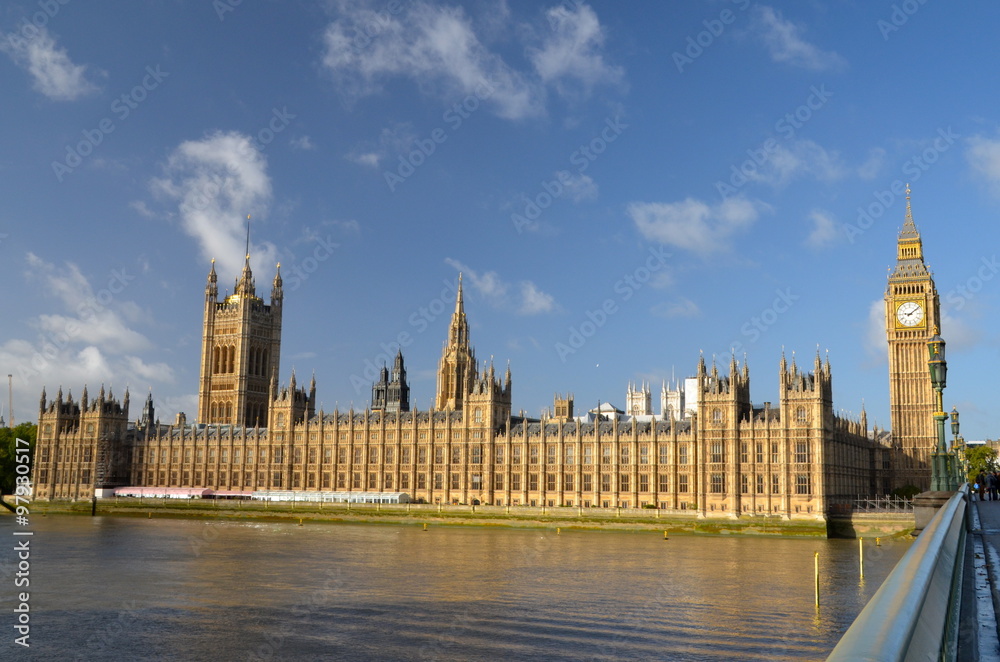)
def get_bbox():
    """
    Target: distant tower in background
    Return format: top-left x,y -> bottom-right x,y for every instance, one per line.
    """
661,379 -> 685,421
372,350 -> 410,414
626,381 -> 651,416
